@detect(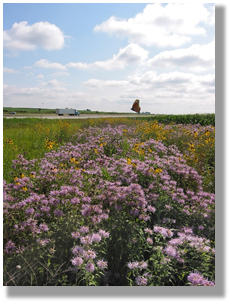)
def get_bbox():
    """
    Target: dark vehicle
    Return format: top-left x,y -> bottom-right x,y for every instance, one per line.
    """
9,112 -> 16,114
